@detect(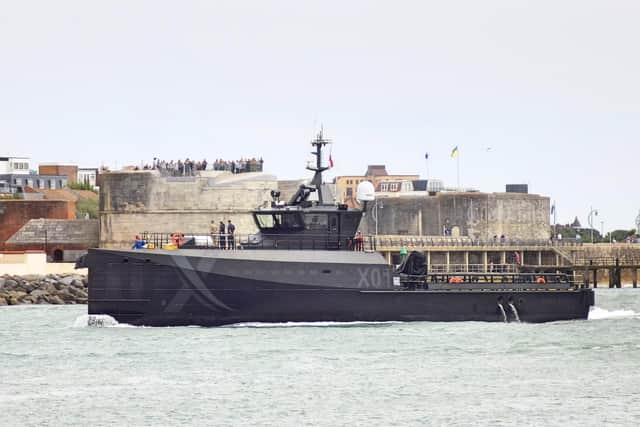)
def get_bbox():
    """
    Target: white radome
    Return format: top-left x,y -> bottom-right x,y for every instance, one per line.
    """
356,181 -> 375,202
